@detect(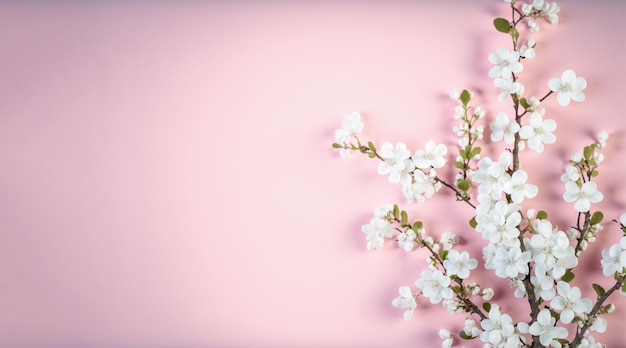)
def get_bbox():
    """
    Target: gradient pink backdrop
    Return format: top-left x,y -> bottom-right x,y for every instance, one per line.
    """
0,1 -> 625,347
